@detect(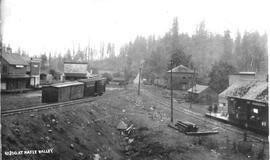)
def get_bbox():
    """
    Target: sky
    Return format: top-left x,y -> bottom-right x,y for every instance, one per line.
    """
1,0 -> 270,56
